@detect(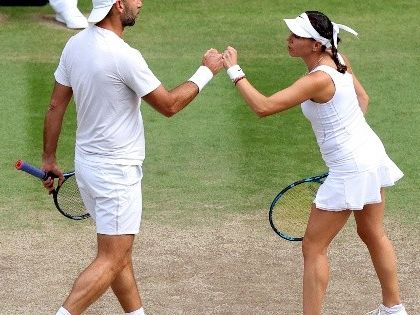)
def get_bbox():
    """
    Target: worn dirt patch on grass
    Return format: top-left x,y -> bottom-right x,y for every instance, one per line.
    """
0,212 -> 418,314
0,13 -> 8,24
